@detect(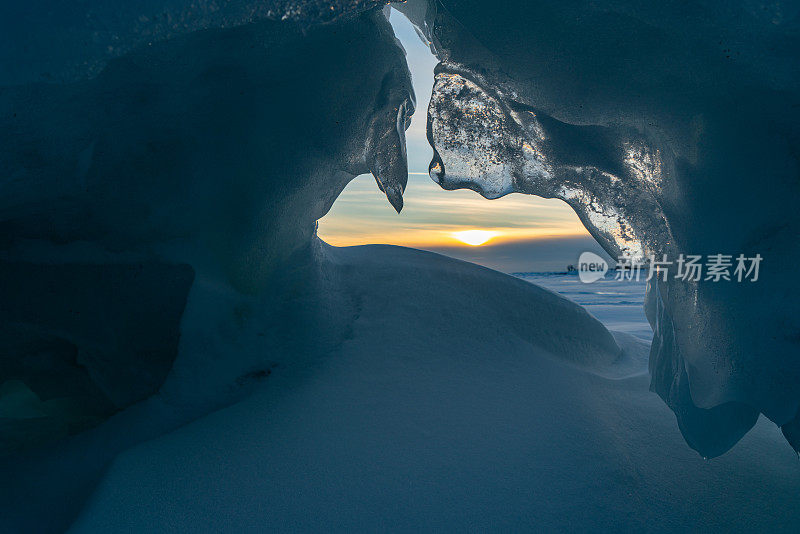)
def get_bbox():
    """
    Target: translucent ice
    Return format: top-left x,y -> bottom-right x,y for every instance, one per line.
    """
407,0 -> 800,456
